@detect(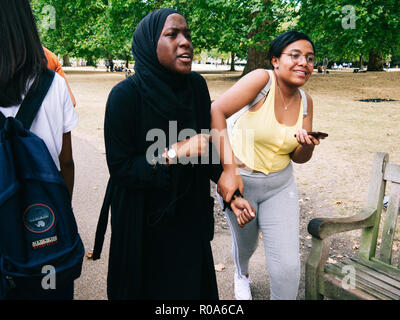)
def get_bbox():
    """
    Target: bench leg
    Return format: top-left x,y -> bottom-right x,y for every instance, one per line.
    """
305,237 -> 330,300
